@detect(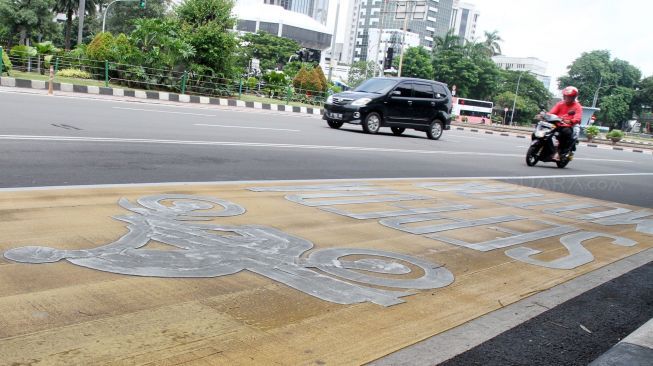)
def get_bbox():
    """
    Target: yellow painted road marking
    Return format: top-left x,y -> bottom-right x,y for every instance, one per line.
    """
0,179 -> 650,365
